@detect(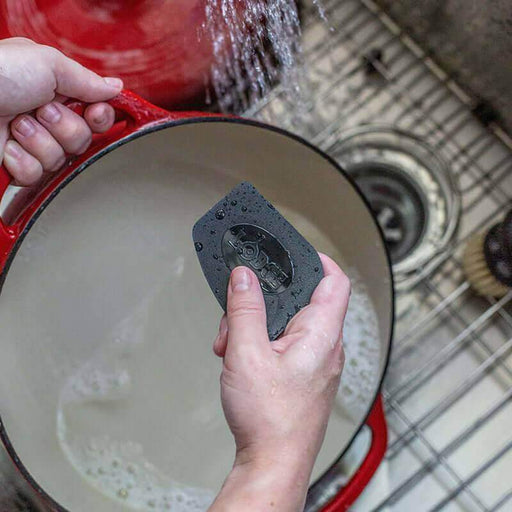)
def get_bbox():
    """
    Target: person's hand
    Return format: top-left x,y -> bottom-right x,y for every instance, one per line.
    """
0,37 -> 123,186
210,253 -> 350,512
